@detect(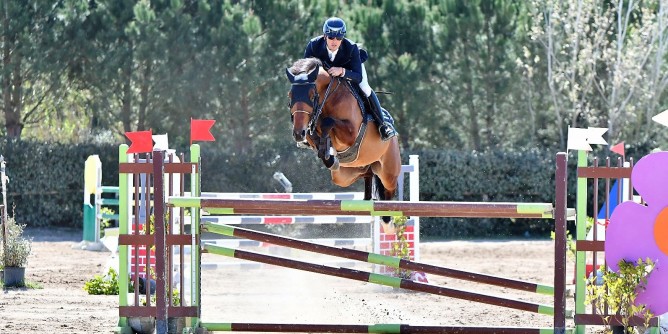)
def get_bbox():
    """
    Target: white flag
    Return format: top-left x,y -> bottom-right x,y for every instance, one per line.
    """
652,110 -> 668,127
567,127 -> 592,151
152,134 -> 169,151
585,127 -> 608,145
